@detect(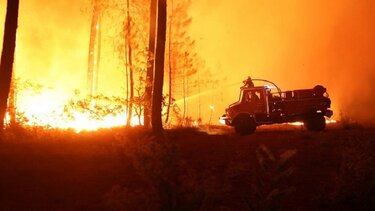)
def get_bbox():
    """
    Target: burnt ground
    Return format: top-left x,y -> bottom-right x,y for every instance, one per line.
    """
0,124 -> 374,211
